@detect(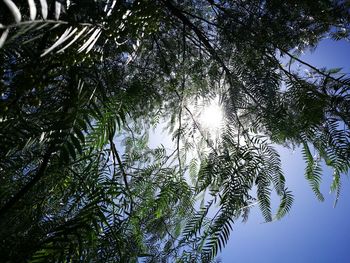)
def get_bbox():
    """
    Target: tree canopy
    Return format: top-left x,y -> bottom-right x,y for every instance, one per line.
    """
0,0 -> 349,262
